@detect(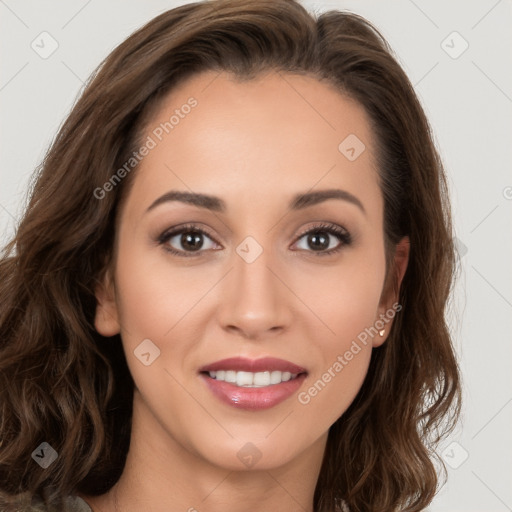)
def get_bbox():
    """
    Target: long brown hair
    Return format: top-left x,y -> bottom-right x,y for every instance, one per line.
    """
0,1 -> 461,510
